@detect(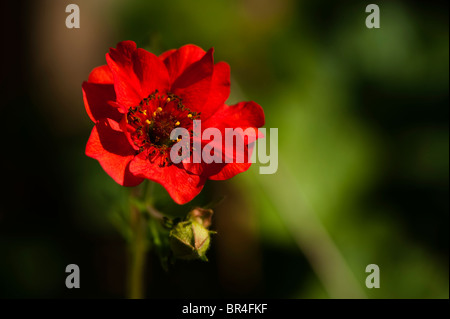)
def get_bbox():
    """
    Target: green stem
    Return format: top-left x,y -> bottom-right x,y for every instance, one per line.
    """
127,205 -> 147,299
127,182 -> 153,299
